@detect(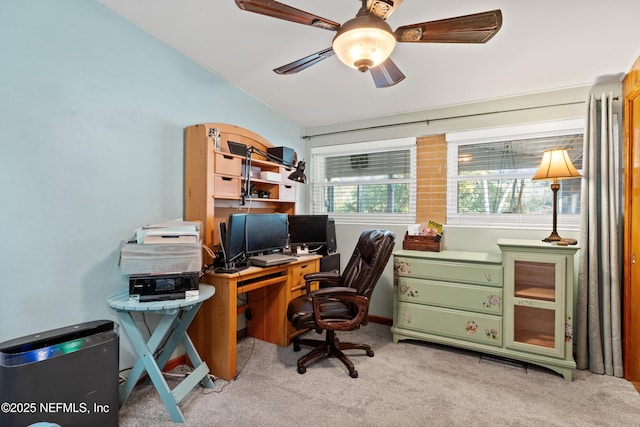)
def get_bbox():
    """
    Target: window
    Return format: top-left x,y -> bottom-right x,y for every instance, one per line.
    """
446,119 -> 584,228
311,138 -> 416,224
